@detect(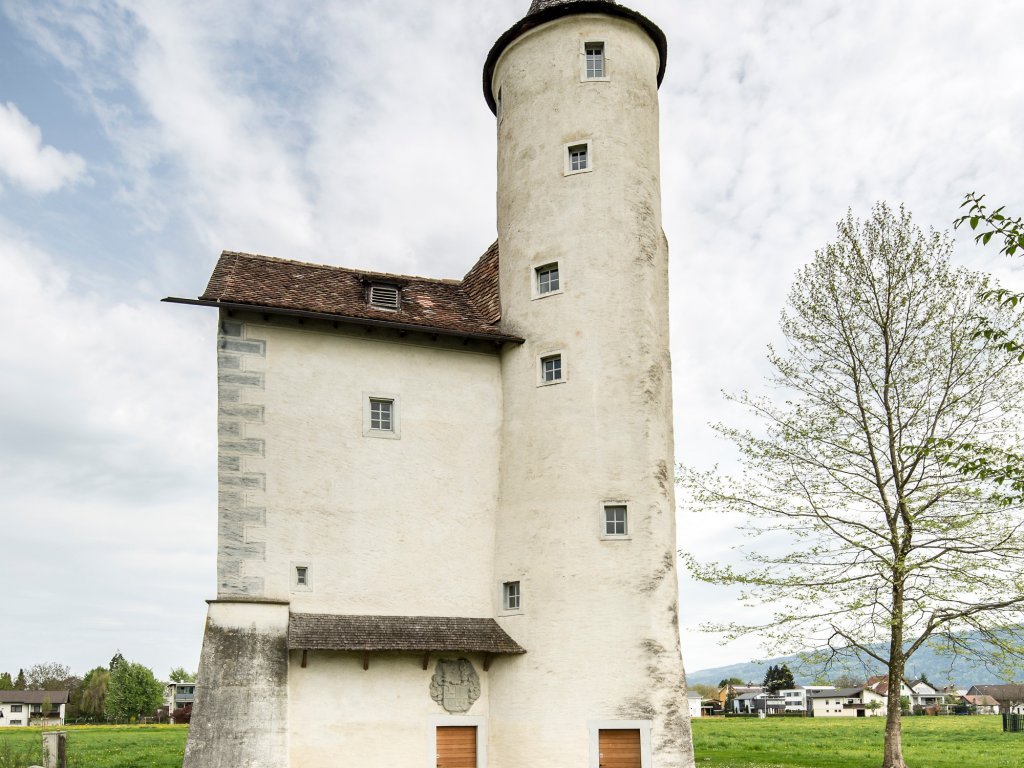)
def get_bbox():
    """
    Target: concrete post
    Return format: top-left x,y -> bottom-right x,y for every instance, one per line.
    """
42,731 -> 67,768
